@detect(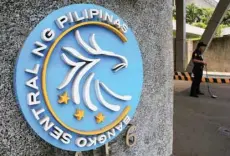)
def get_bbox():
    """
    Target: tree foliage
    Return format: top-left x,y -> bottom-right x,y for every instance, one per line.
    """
222,11 -> 230,25
192,22 -> 207,29
186,3 -> 201,24
173,3 -> 230,37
